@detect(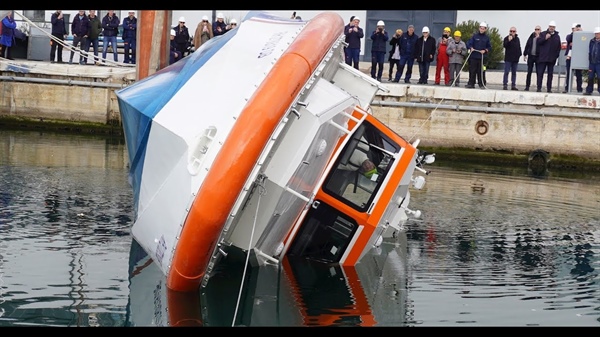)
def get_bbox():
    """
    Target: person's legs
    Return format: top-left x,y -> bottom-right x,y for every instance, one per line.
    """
123,38 -> 131,63
564,58 -> 571,91
130,39 -> 136,64
111,37 -> 118,61
351,49 -> 360,70
56,37 -> 64,62
370,52 -> 377,79
546,63 -> 555,92
575,69 -> 583,91
525,57 -> 534,89
467,59 -> 477,87
503,62 -> 510,87
435,59 -> 442,84
69,36 -> 76,63
511,62 -> 518,88
394,57 -> 406,82
102,36 -> 109,62
536,62 -> 545,91
423,61 -> 430,83
443,58 -> 450,84
376,52 -> 384,80
82,38 -> 90,63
